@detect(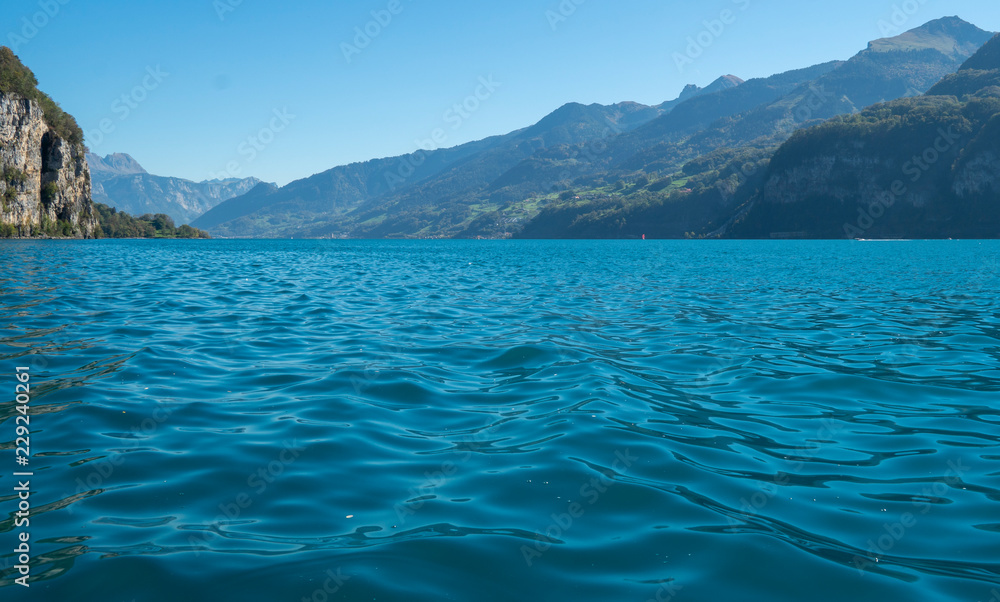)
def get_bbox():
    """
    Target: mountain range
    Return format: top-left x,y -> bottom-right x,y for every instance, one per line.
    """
87,152 -> 261,226
193,16 -> 997,240
728,31 -> 1000,239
